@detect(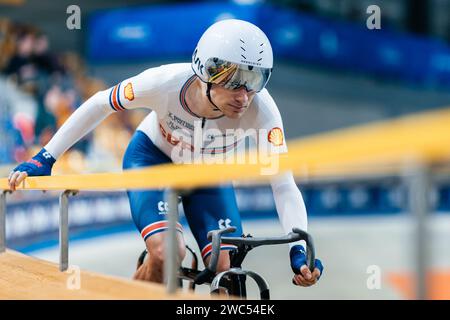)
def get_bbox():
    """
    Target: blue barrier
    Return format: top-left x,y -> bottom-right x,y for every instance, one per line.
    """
87,3 -> 450,87
87,3 -> 259,61
7,181 -> 449,250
